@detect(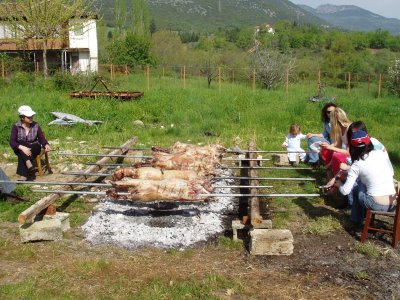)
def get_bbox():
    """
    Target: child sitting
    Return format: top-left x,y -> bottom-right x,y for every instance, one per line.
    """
282,123 -> 307,166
